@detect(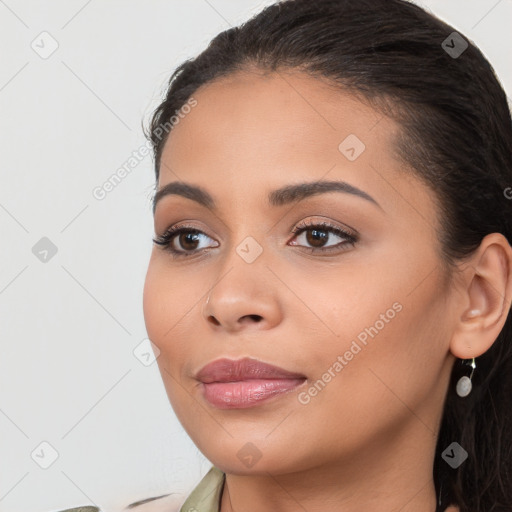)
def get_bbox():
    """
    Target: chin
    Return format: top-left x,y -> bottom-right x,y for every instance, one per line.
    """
196,437 -> 312,476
